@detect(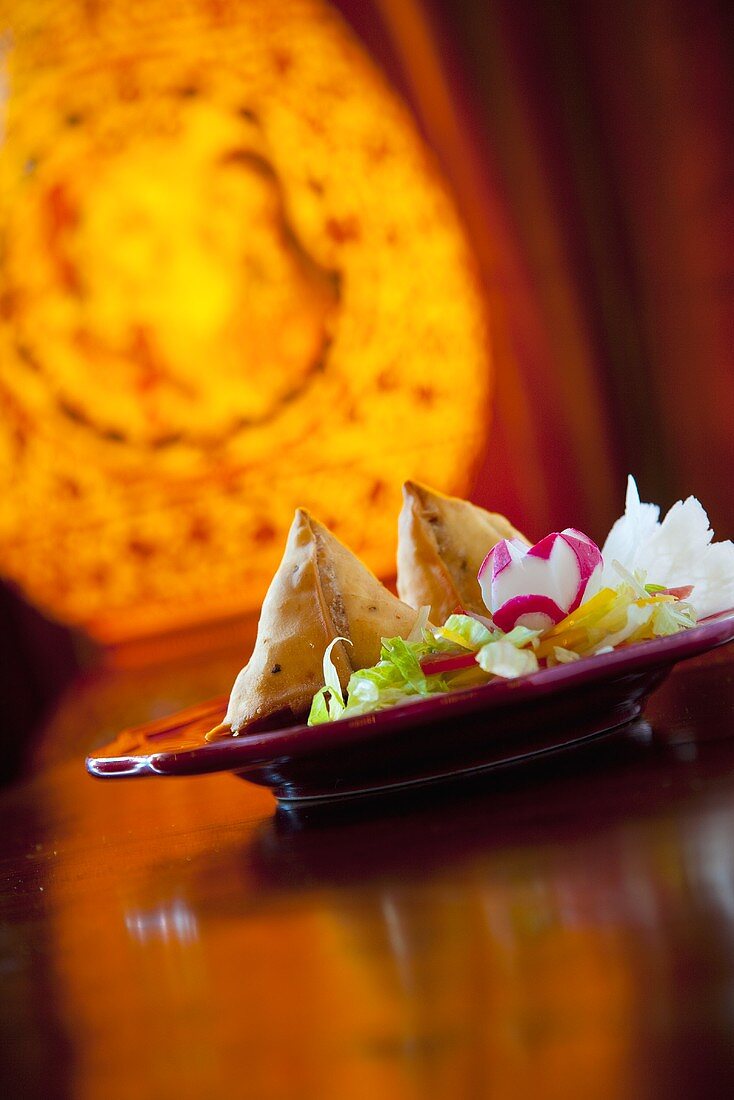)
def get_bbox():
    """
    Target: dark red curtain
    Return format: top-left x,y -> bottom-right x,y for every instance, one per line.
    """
340,0 -> 734,542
